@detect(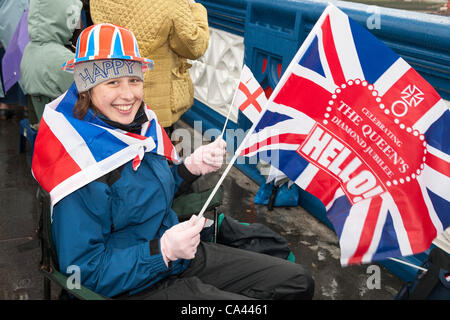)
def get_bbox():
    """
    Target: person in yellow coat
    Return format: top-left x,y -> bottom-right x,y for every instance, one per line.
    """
89,0 -> 209,131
